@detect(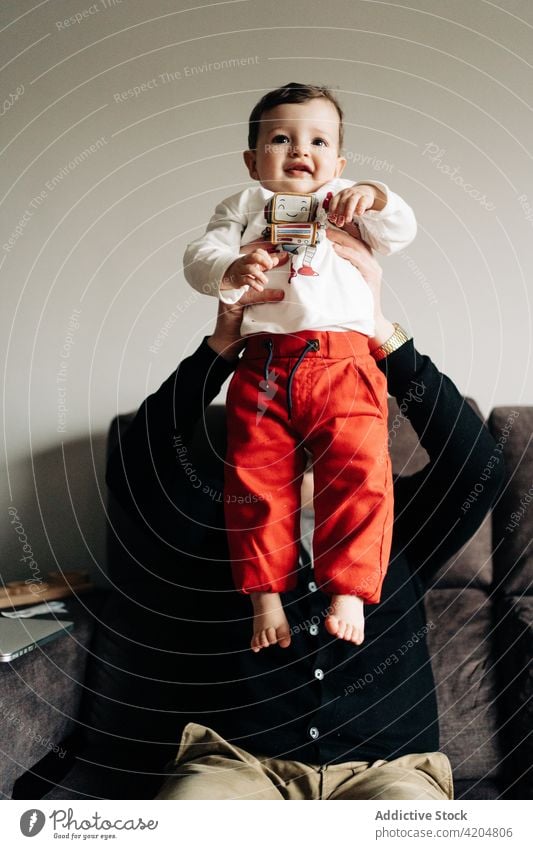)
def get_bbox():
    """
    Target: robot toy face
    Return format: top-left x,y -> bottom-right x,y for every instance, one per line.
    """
271,193 -> 315,222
